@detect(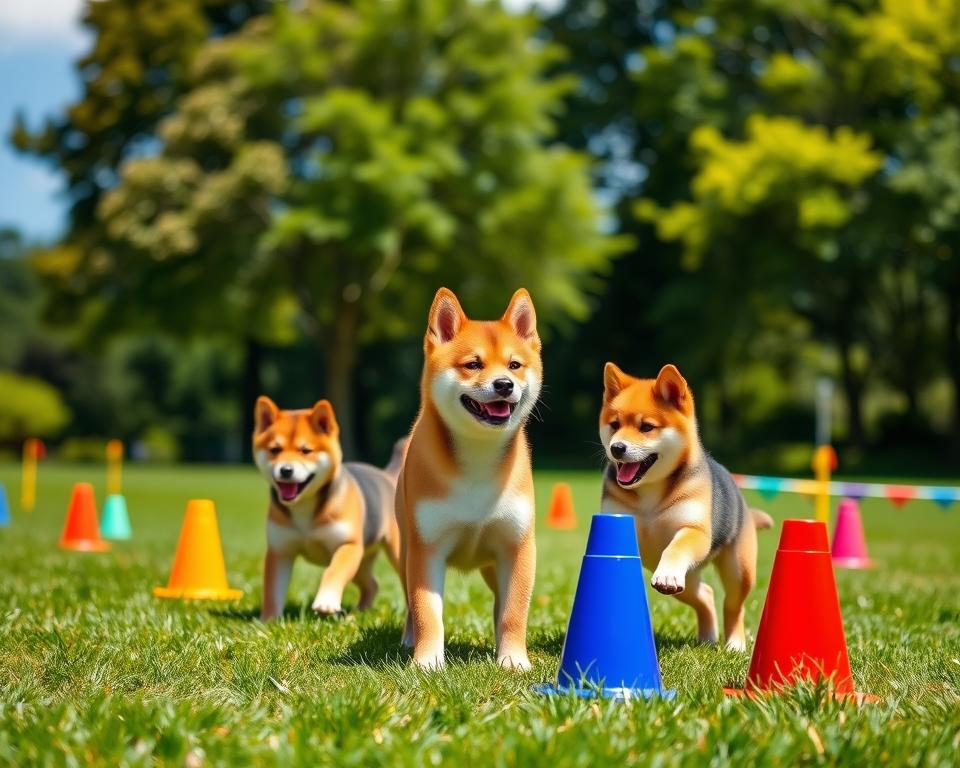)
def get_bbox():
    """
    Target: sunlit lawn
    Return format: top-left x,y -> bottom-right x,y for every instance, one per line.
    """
0,462 -> 958,765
